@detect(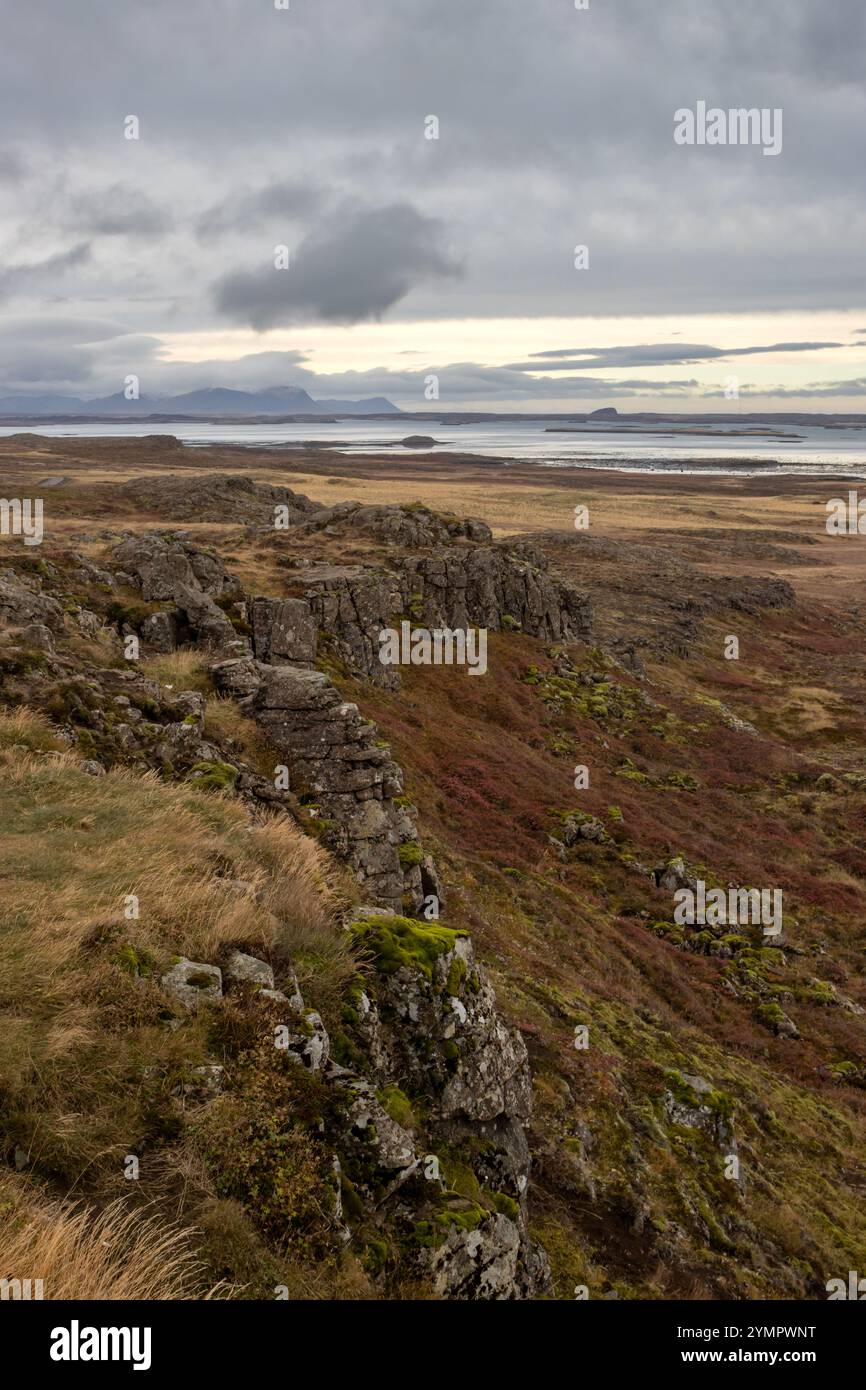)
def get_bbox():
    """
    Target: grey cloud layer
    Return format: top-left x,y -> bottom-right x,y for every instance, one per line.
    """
0,243 -> 92,301
0,0 -> 864,399
213,202 -> 460,328
511,343 -> 846,371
